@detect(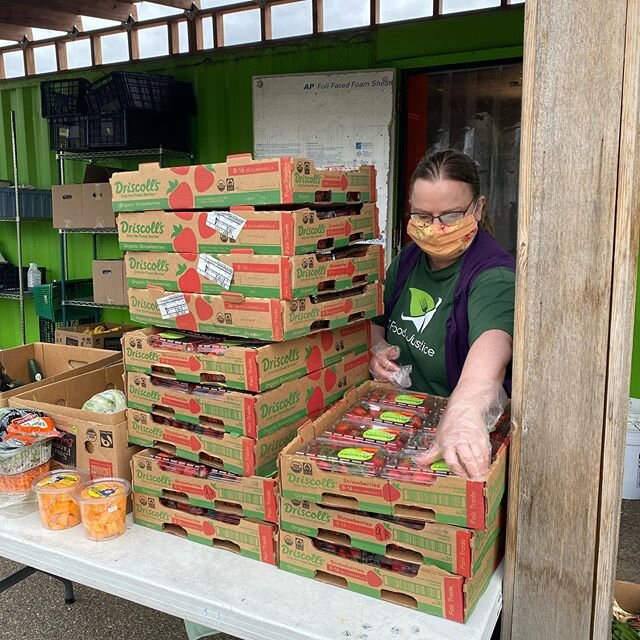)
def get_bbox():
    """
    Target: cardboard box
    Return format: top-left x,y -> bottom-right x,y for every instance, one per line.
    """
126,351 -> 371,439
128,282 -> 383,342
52,183 -> 115,230
132,492 -> 277,564
123,322 -> 371,392
278,529 -> 503,622
10,363 -> 139,480
110,156 -> 376,211
55,322 -> 133,351
125,244 -> 383,299
117,205 -> 379,256
93,260 -> 128,306
279,381 -> 510,530
132,448 -> 278,522
0,342 -> 121,408
615,580 -> 640,613
279,498 -> 504,578
128,408 -> 303,477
